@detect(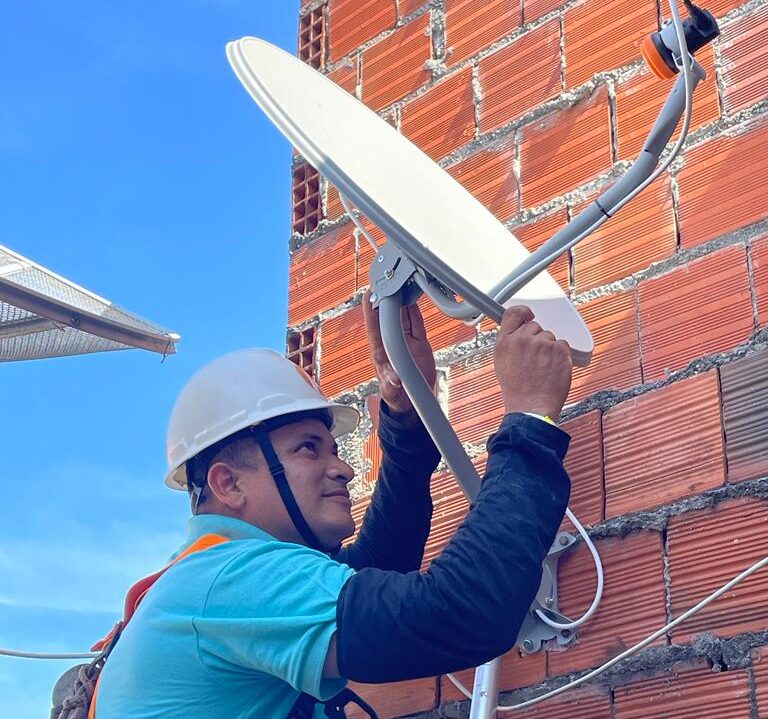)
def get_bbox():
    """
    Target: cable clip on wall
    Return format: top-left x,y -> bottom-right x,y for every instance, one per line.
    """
225,1 -> 720,715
